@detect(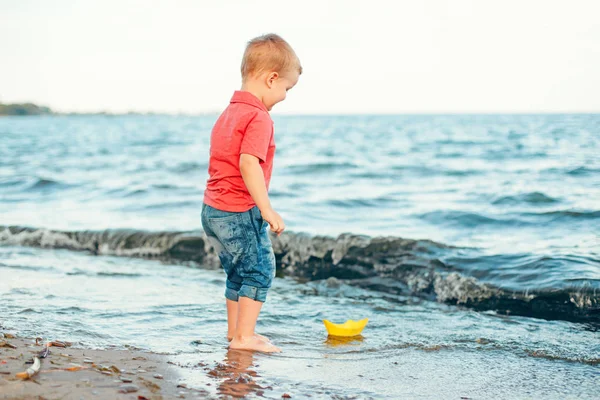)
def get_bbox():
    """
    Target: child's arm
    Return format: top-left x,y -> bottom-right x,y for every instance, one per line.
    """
240,154 -> 285,235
